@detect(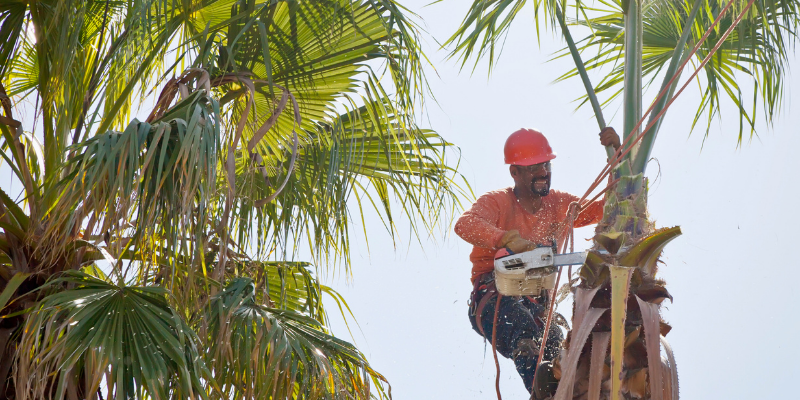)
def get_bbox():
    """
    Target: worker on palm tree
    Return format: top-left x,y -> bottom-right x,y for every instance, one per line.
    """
455,127 -> 620,397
